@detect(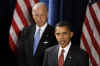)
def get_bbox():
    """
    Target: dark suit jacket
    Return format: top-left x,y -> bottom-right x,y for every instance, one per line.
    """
43,44 -> 89,66
17,24 -> 57,66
